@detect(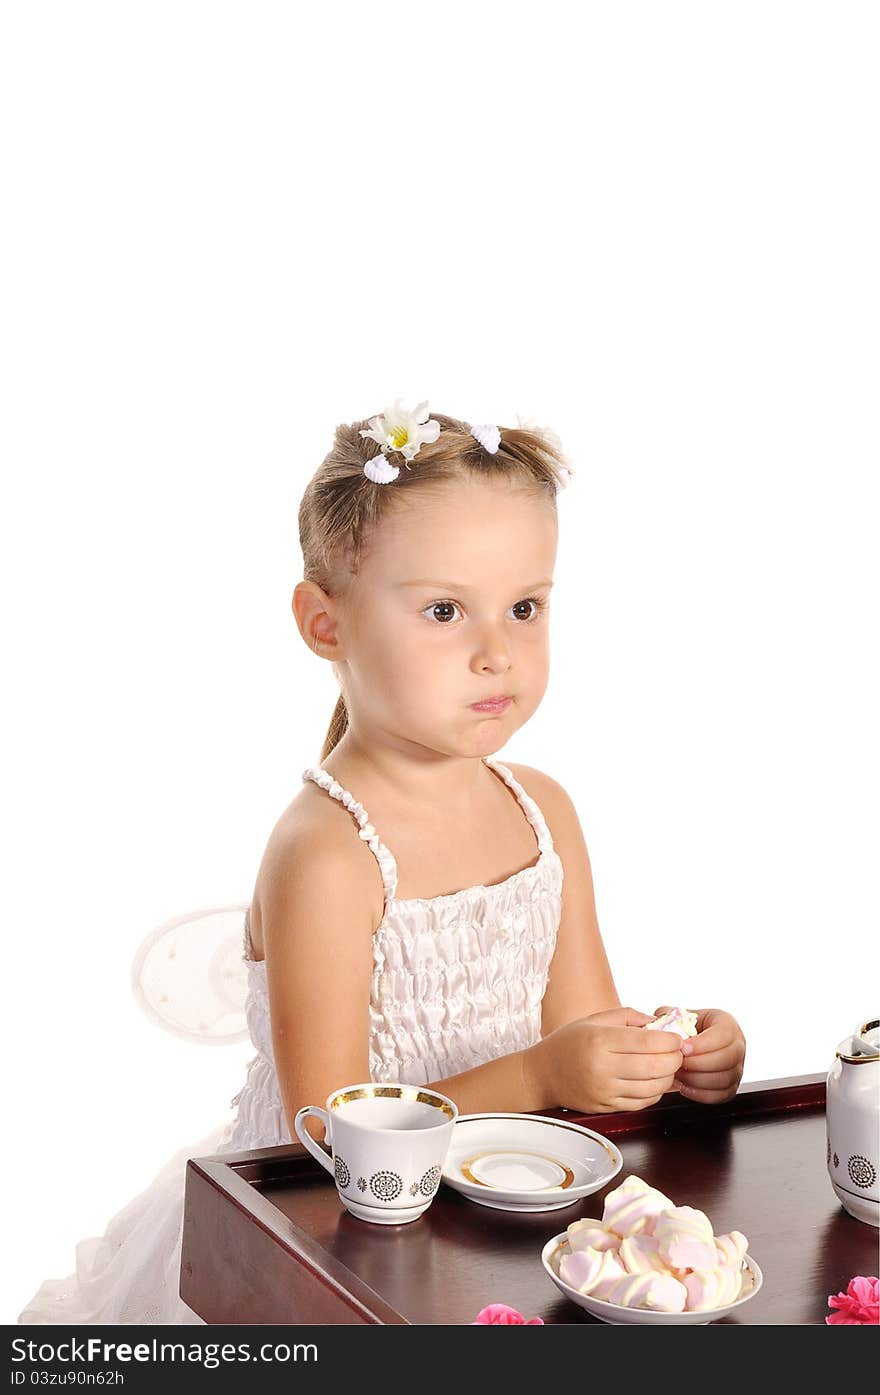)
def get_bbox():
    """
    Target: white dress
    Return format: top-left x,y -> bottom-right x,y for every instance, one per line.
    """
18,756 -> 563,1325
